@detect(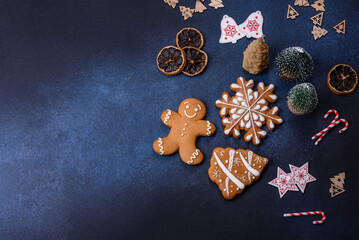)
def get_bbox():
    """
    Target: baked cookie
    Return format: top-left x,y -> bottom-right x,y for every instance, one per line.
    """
208,147 -> 268,200
153,98 -> 216,165
216,77 -> 283,145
